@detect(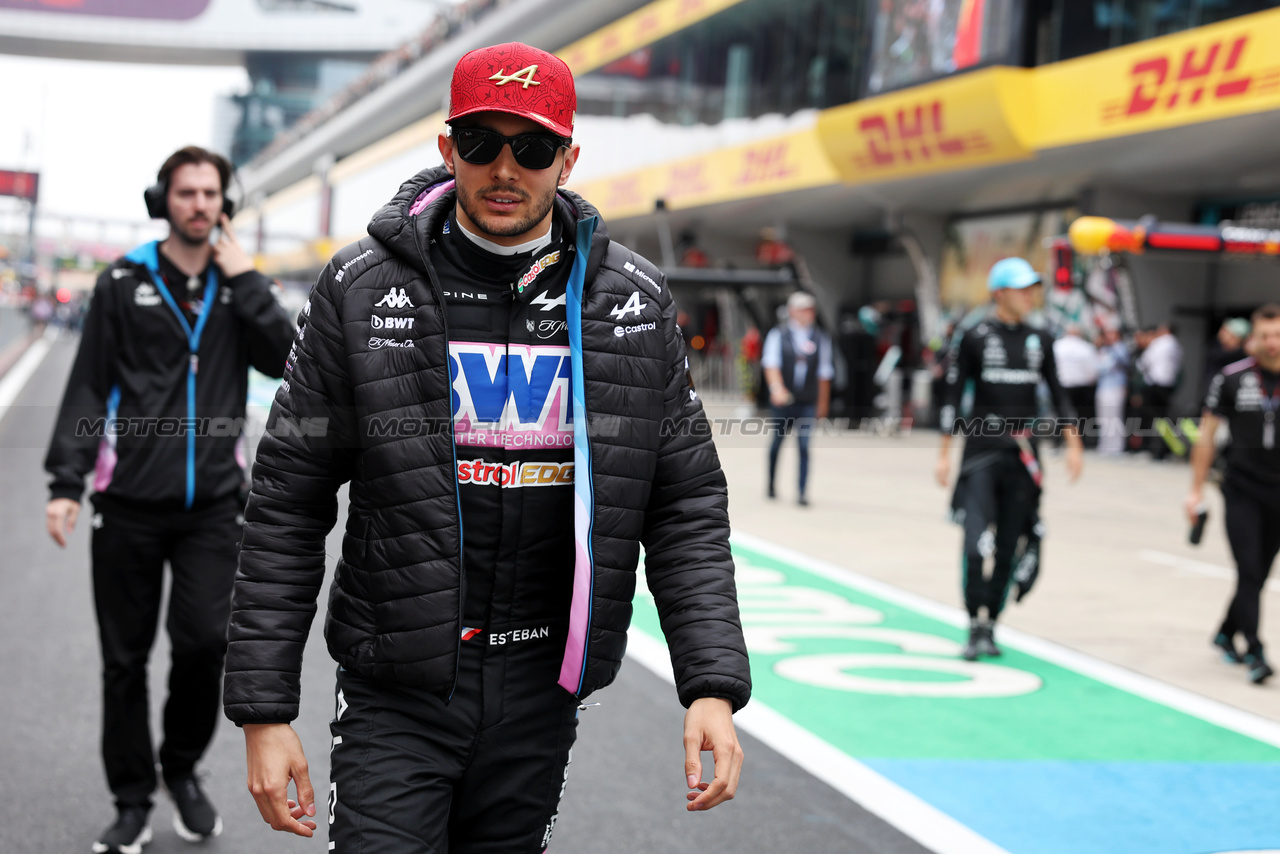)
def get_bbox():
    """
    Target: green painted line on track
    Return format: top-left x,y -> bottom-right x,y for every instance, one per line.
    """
631,538 -> 1280,765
